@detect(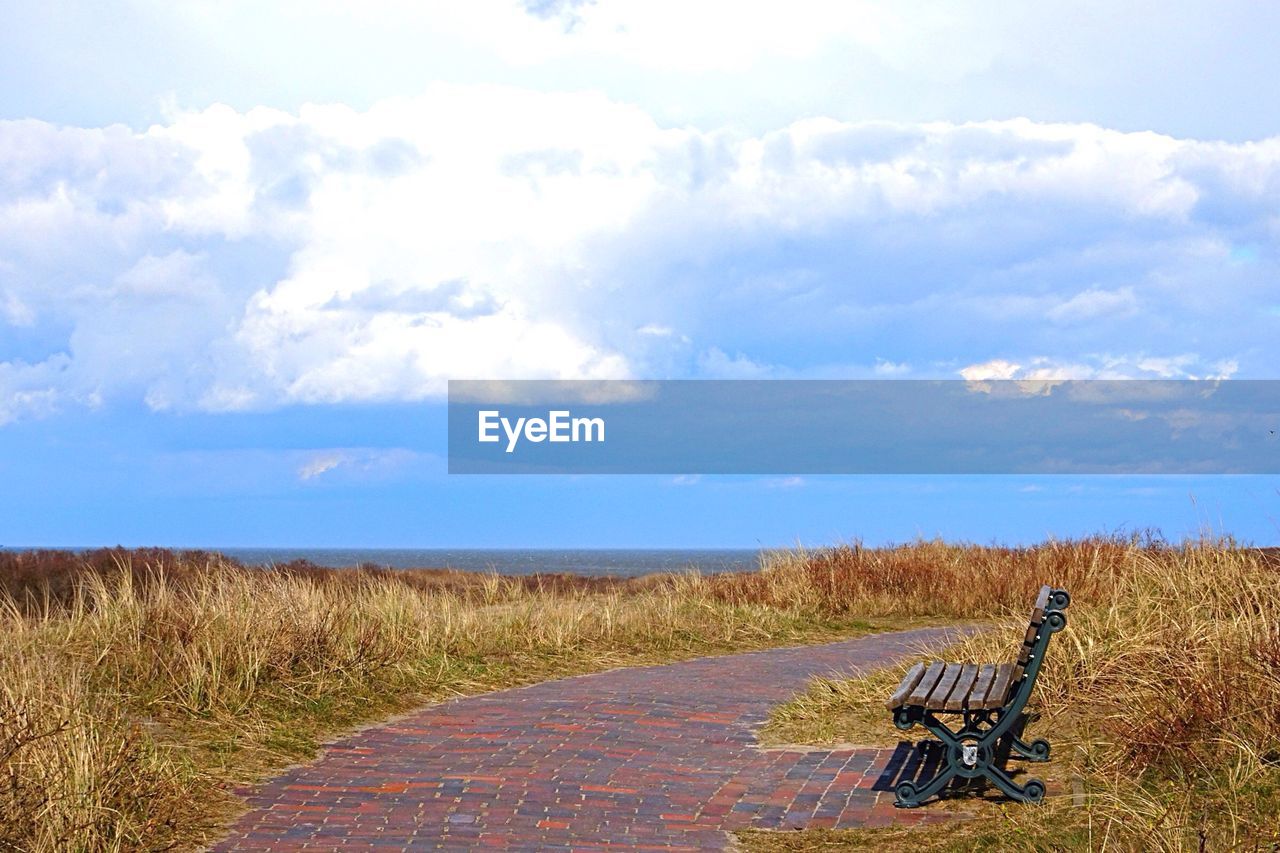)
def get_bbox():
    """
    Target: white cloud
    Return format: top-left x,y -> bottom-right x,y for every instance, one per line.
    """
1135,355 -> 1239,380
0,356 -> 73,425
1,290 -> 33,326
958,355 -> 1240,382
766,476 -> 806,489
637,324 -> 675,337
696,348 -> 775,379
299,451 -> 348,481
959,359 -> 1023,381
296,447 -> 427,481
873,359 -> 911,376
2,91 -> 1279,422
112,250 -> 213,298
1047,286 -> 1138,324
